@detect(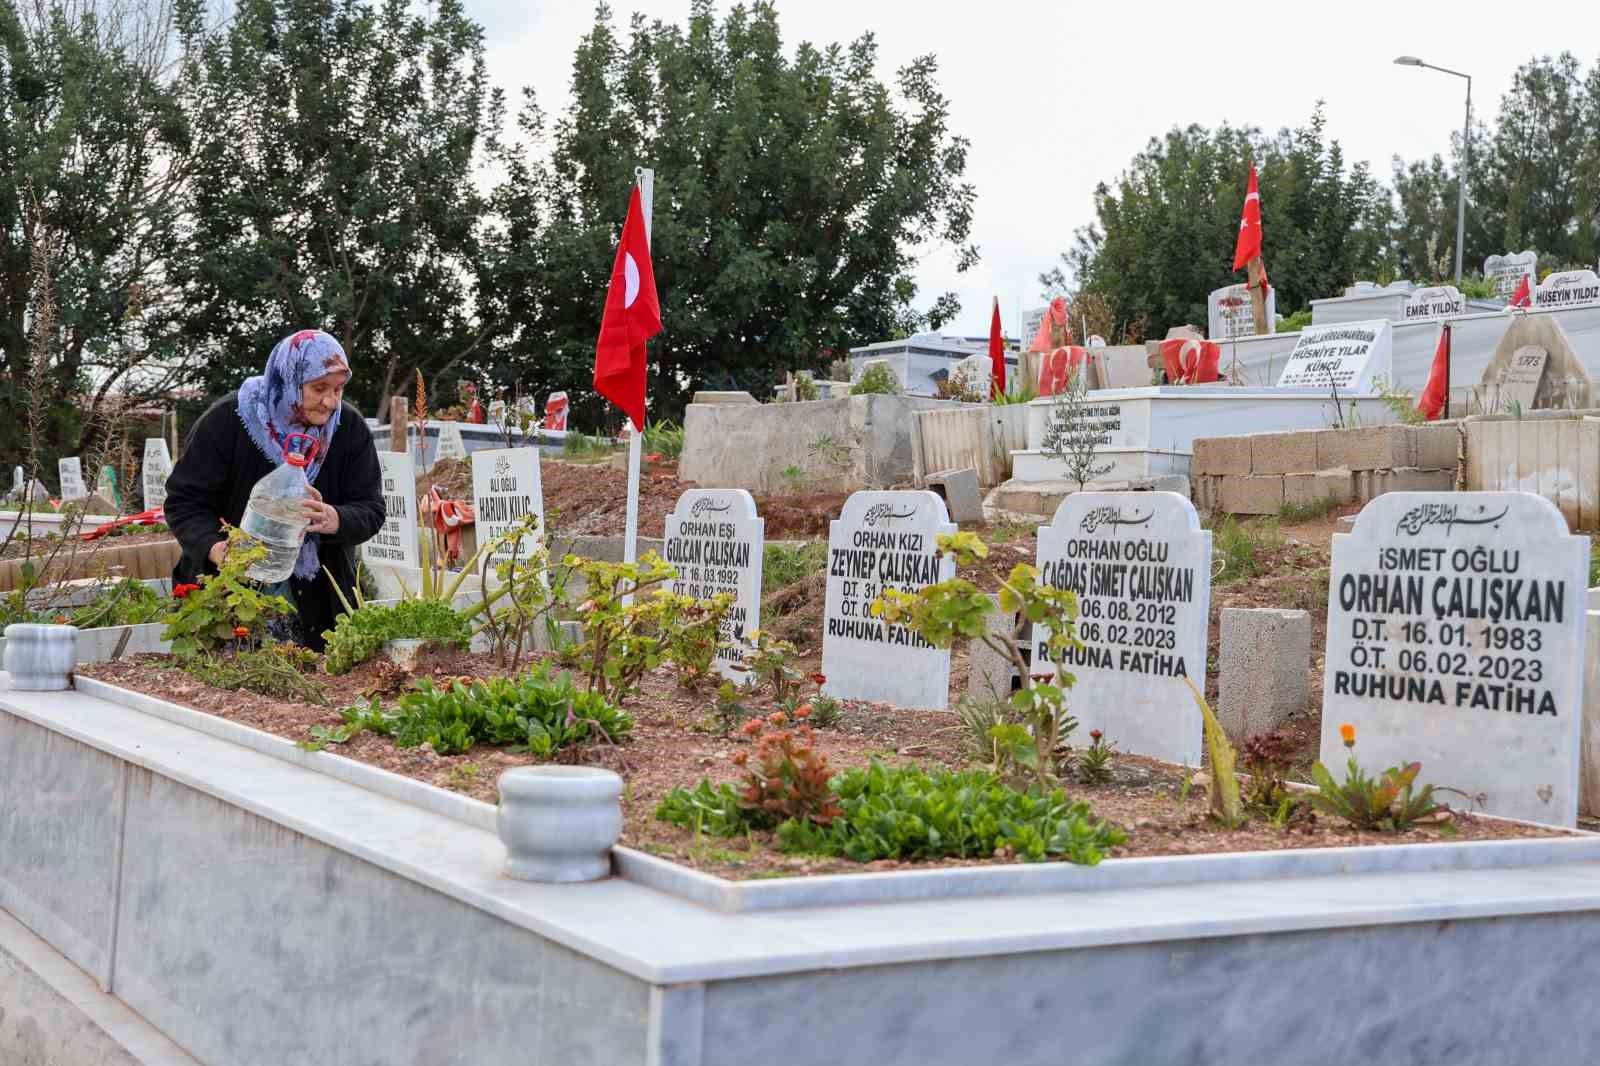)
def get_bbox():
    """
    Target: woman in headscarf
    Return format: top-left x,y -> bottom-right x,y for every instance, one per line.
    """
164,329 -> 386,649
